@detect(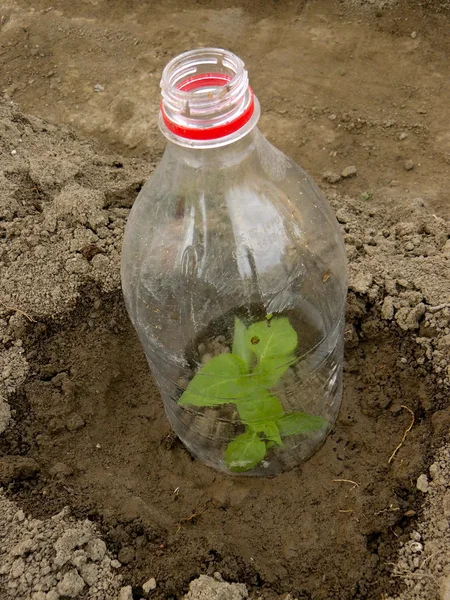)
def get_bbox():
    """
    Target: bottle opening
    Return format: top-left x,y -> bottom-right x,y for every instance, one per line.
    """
159,48 -> 260,148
